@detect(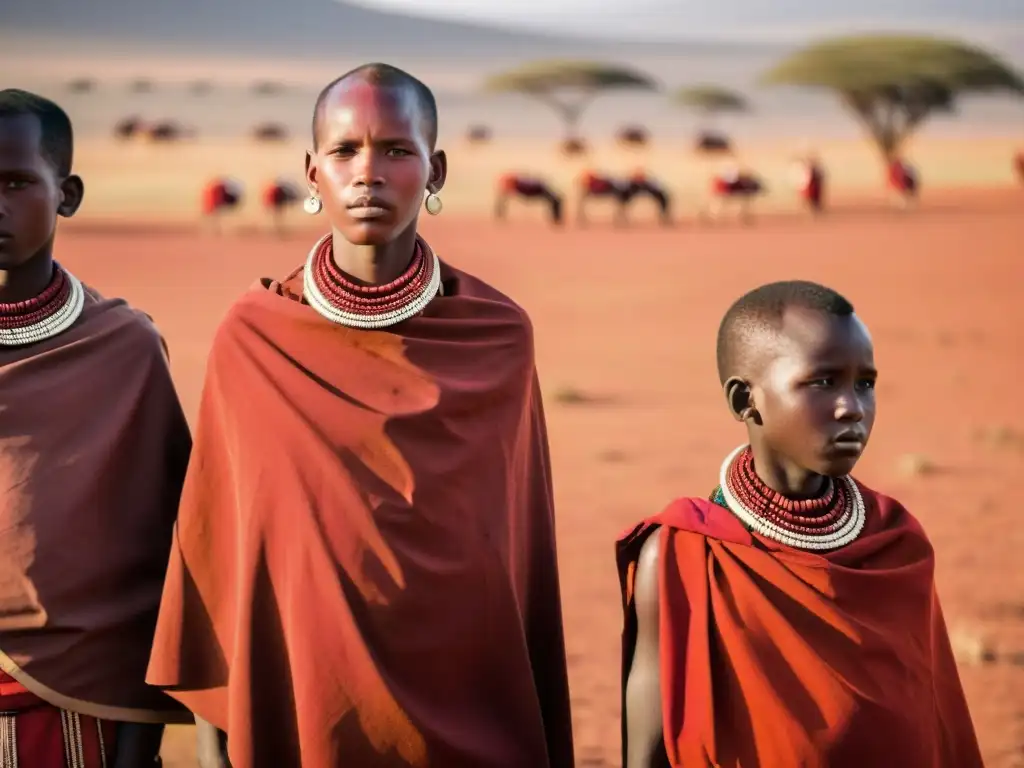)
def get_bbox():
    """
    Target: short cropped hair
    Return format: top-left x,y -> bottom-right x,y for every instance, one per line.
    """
716,280 -> 855,383
0,89 -> 74,176
311,63 -> 438,150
